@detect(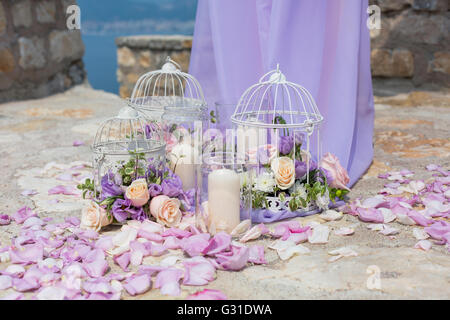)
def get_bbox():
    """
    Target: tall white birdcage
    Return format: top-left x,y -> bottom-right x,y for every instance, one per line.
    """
128,56 -> 207,121
92,105 -> 166,201
231,65 -> 329,222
